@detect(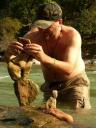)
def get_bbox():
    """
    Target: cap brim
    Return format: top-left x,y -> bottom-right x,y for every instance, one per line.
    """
32,20 -> 54,29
